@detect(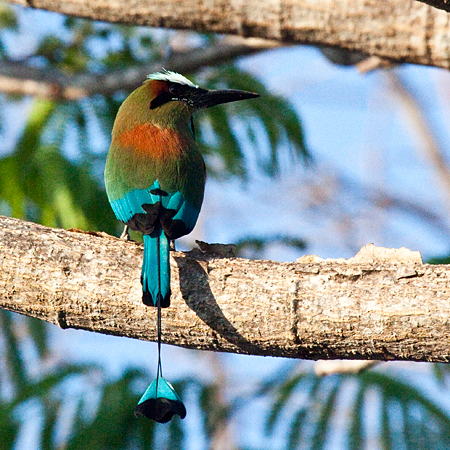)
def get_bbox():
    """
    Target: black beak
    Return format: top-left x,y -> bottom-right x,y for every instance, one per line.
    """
191,88 -> 260,109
